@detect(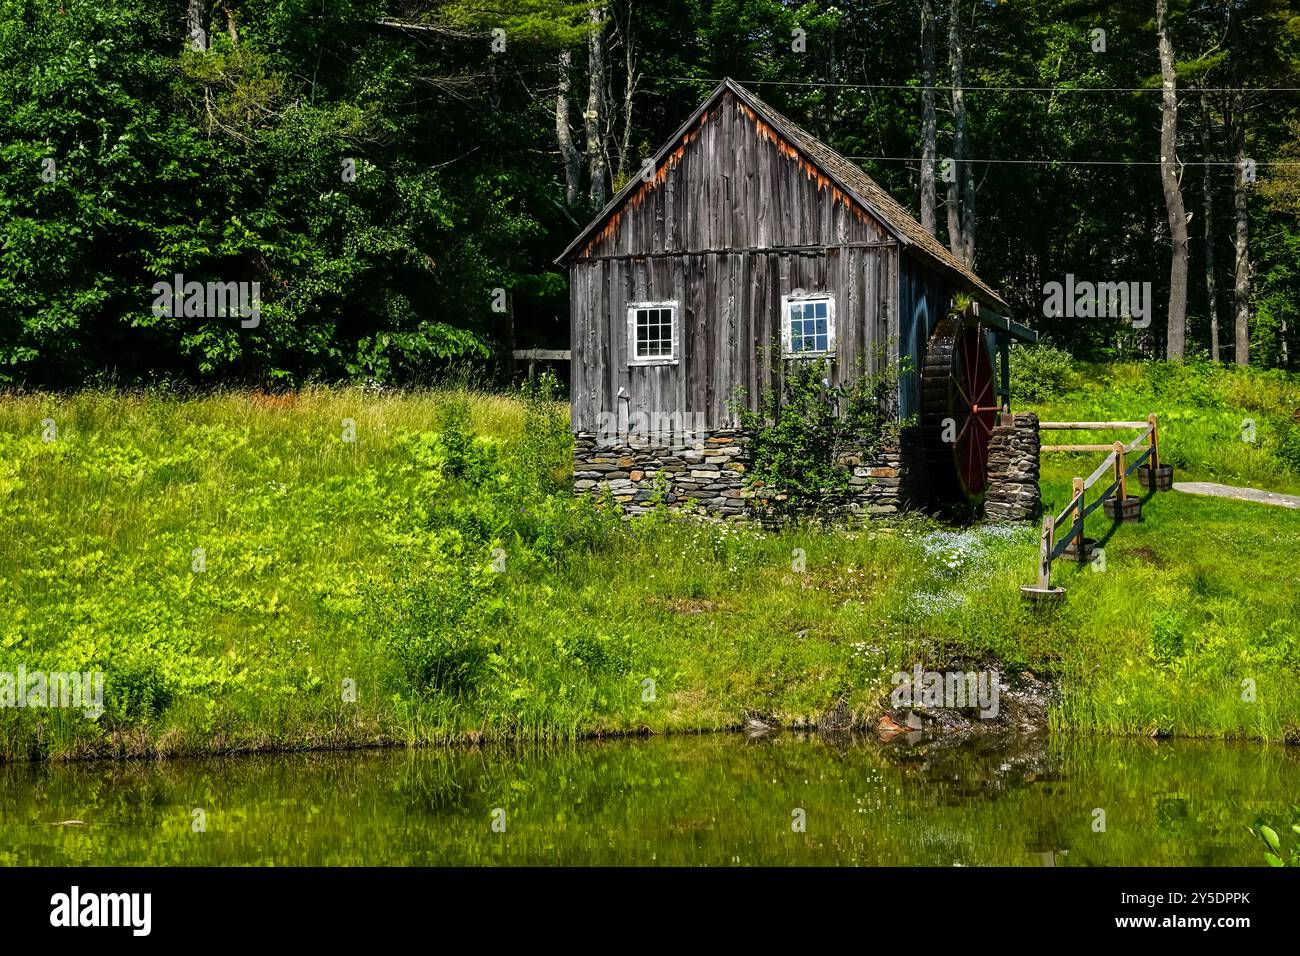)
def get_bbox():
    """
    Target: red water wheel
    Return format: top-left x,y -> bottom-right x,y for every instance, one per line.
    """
920,312 -> 999,506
